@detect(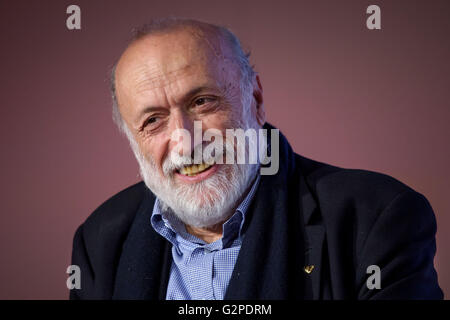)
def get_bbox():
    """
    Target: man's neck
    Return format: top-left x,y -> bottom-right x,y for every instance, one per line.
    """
185,223 -> 223,243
